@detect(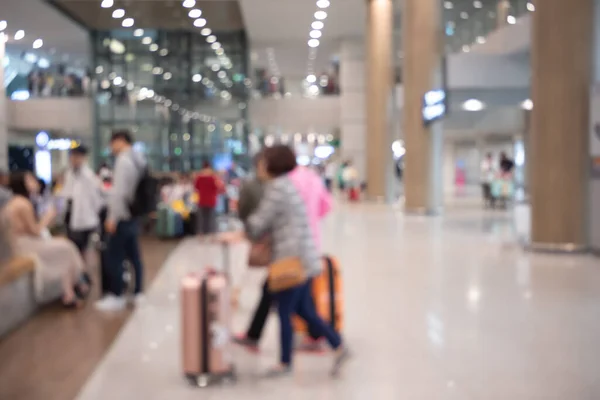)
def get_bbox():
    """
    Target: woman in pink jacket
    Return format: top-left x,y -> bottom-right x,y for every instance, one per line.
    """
234,153 -> 333,352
